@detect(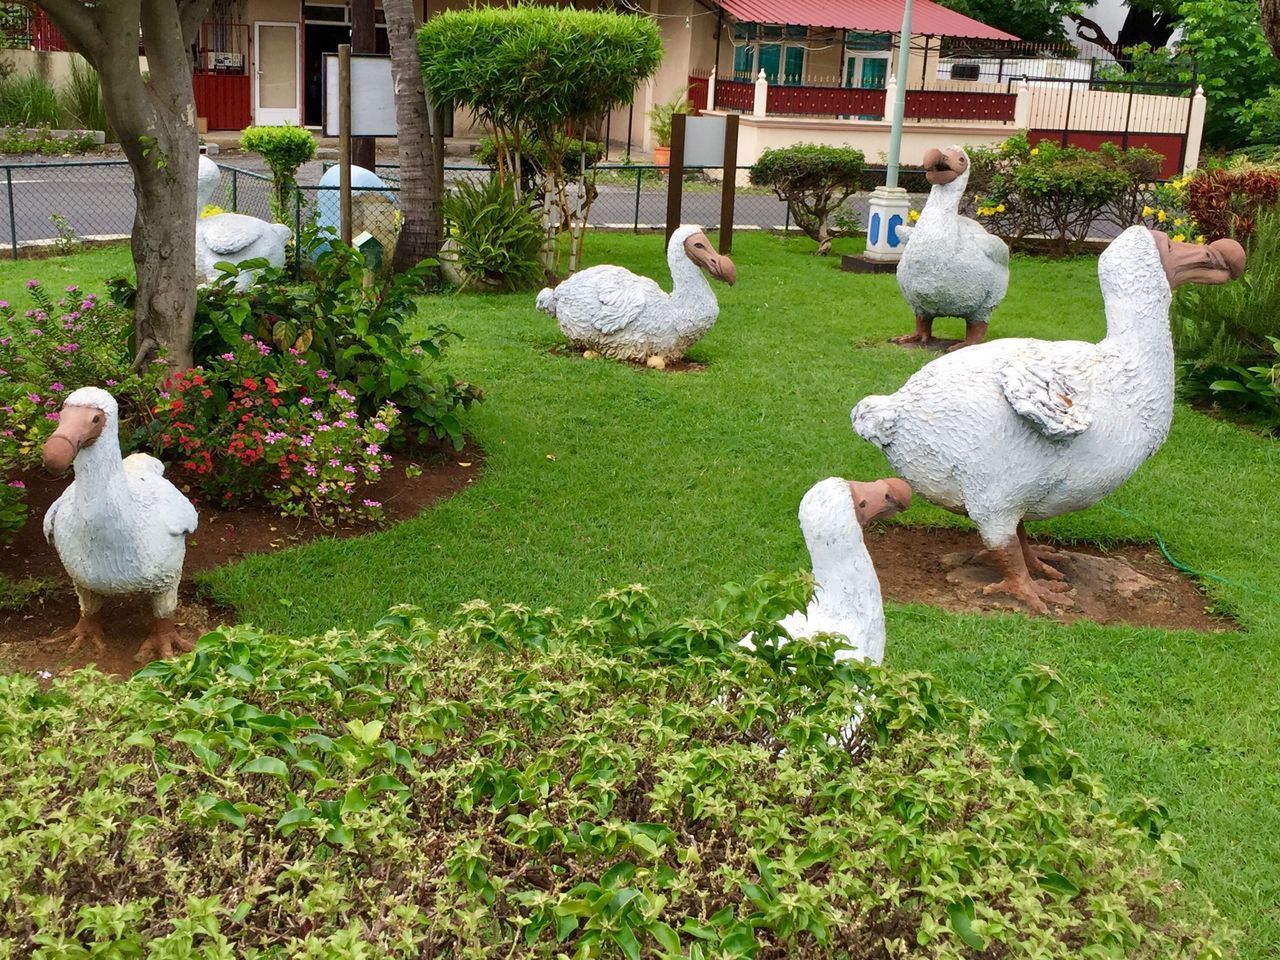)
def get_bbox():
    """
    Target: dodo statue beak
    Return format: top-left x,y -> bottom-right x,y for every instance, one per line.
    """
1152,229 -> 1246,289
849,478 -> 913,526
683,230 -> 737,285
922,146 -> 967,186
42,405 -> 106,473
